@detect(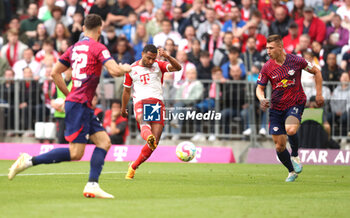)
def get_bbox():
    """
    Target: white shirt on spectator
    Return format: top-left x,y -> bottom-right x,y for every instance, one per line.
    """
13,59 -> 41,79
153,31 -> 182,48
